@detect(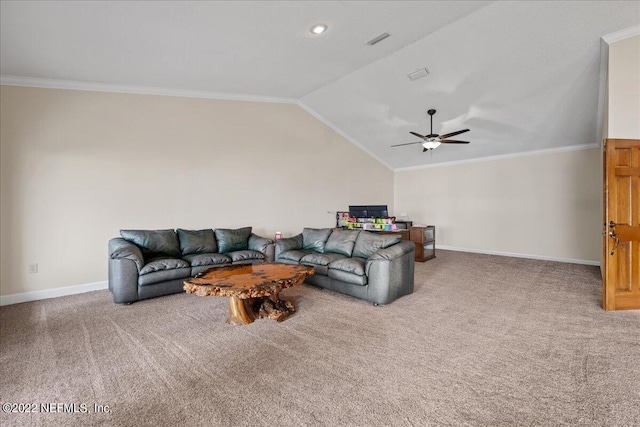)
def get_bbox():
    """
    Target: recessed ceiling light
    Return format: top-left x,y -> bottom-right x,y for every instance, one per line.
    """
310,24 -> 327,35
